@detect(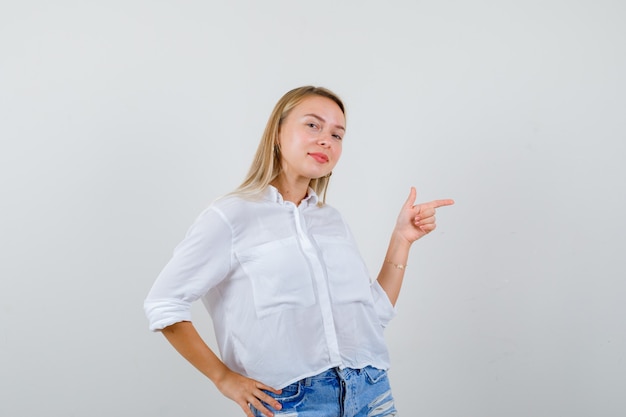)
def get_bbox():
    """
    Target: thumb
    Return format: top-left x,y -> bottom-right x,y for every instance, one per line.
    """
403,186 -> 417,208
